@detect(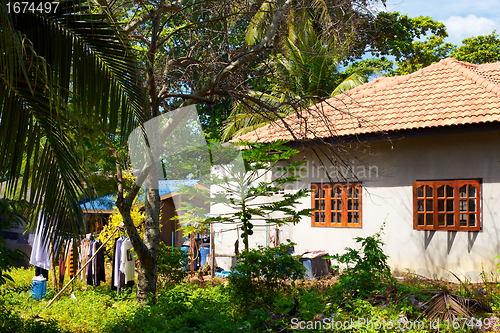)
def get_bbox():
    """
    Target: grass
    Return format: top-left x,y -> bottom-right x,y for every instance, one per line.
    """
2,266 -> 500,332
1,267 -> 138,333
